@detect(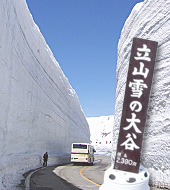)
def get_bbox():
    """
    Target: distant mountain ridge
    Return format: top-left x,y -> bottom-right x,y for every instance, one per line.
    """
87,115 -> 114,155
